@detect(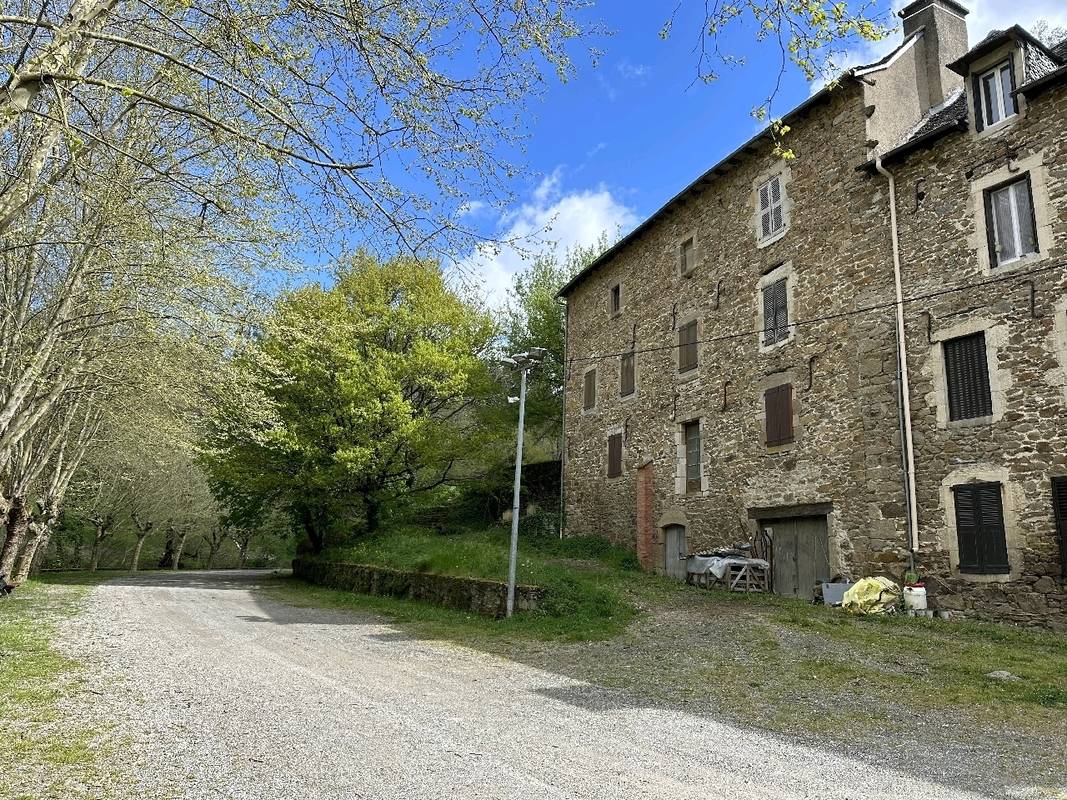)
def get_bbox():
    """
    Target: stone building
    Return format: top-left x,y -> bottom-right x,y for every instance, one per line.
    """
558,0 -> 1067,627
